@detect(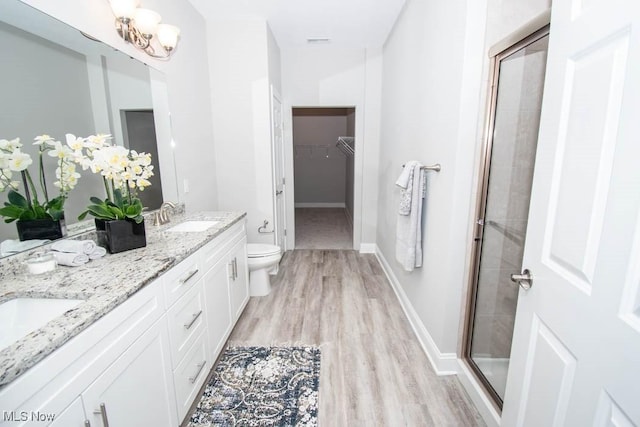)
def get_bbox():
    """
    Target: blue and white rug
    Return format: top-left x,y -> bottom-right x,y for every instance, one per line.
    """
188,346 -> 320,427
